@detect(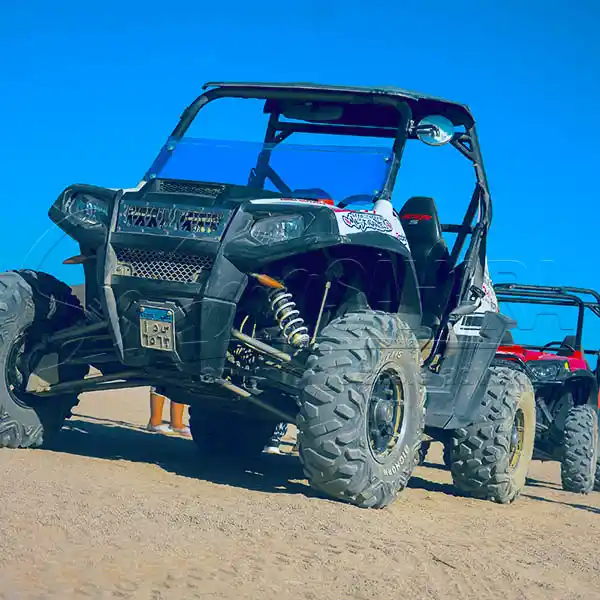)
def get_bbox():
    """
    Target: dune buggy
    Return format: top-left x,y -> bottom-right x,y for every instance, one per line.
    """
0,81 -> 534,508
494,283 -> 600,493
